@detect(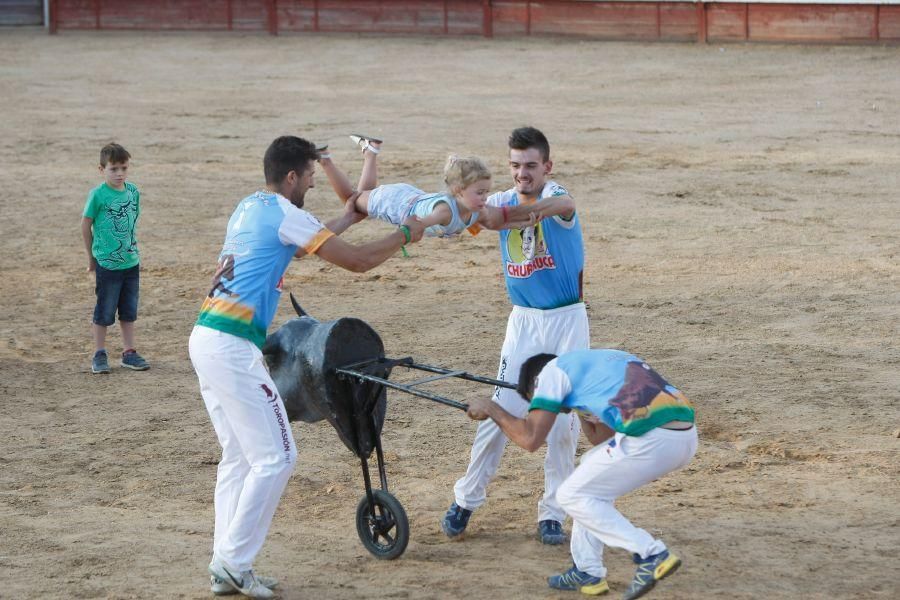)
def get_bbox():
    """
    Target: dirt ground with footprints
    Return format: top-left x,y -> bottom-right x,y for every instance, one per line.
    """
1,30 -> 898,599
